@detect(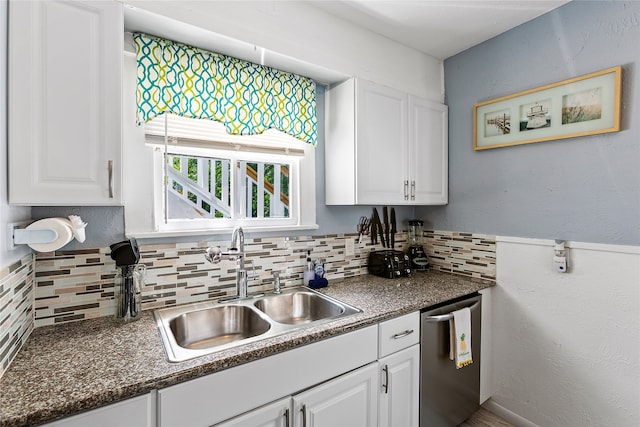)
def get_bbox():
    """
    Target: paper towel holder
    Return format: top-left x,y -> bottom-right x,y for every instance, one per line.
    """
7,221 -> 58,250
7,216 -> 87,251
